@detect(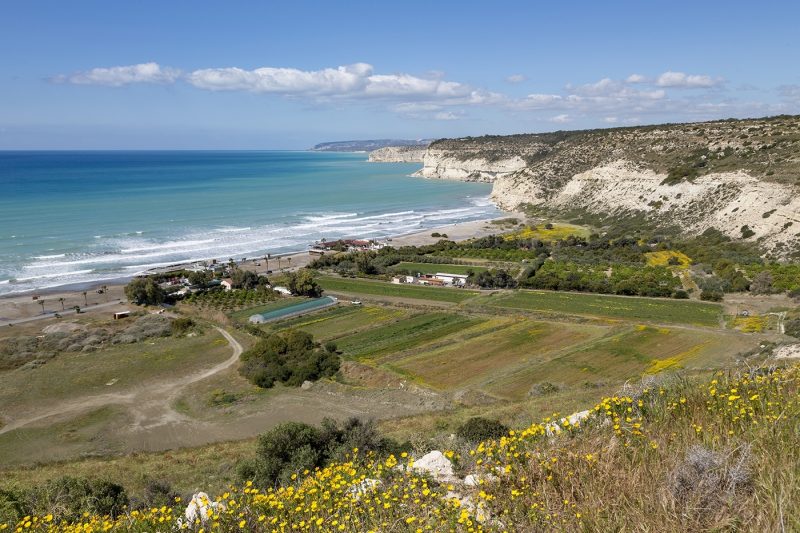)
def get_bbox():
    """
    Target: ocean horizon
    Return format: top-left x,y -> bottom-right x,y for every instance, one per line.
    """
0,150 -> 500,296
